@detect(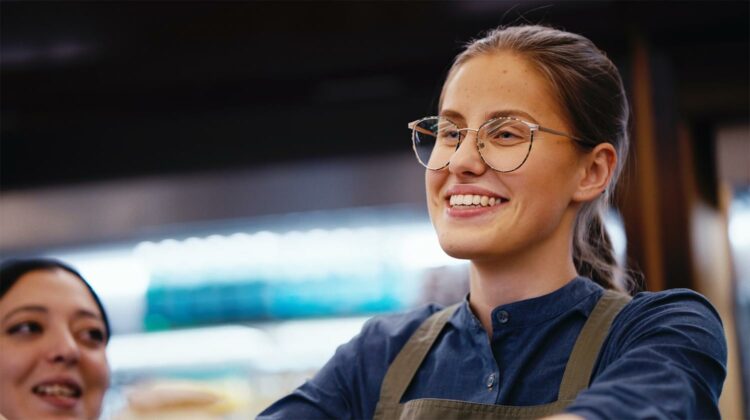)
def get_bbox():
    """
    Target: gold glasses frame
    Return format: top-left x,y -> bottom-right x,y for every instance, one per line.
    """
408,116 -> 590,172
